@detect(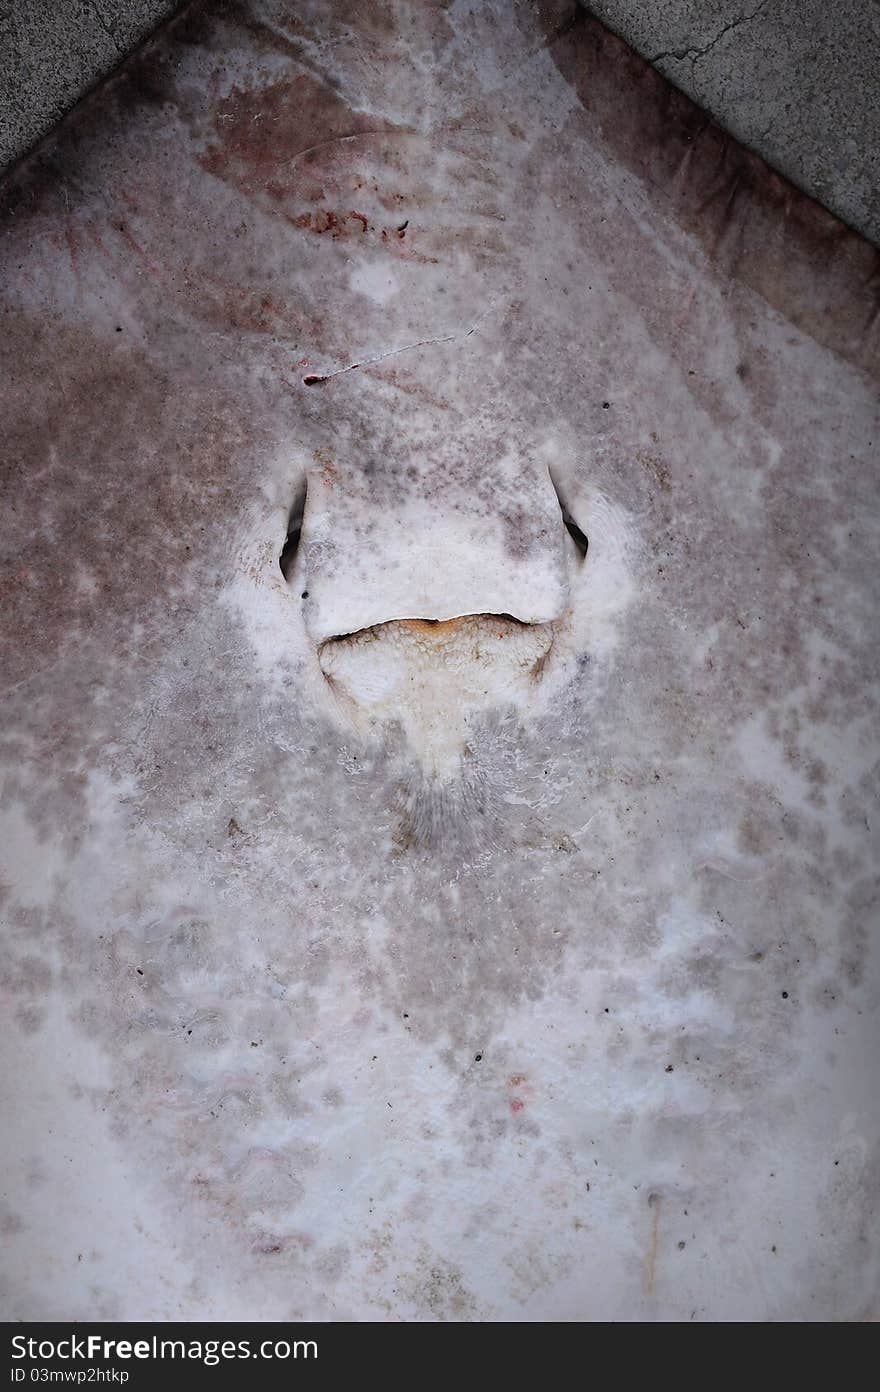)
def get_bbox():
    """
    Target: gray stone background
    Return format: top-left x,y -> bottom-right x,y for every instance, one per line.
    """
0,1 -> 877,241
0,2 -> 180,170
586,1 -> 879,245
